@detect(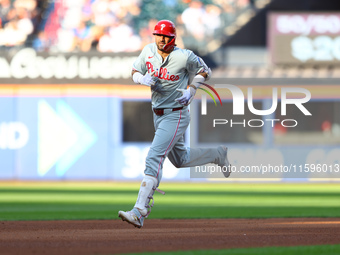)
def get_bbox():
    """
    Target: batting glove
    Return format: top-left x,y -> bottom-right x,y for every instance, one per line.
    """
175,86 -> 196,106
133,71 -> 157,86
